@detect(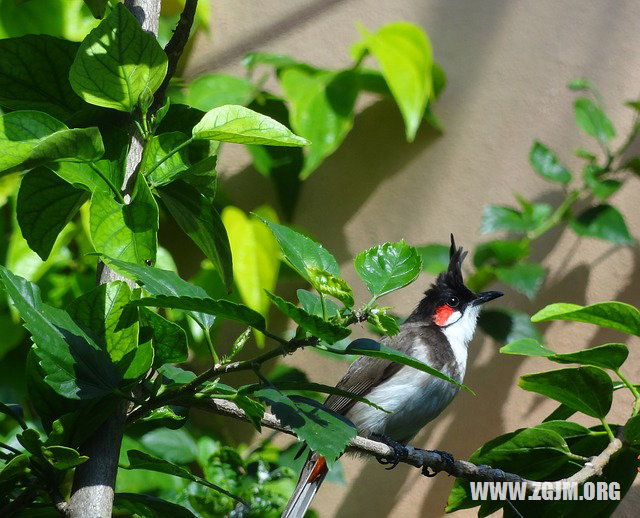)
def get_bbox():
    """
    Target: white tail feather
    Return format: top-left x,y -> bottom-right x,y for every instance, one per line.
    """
282,452 -> 327,518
